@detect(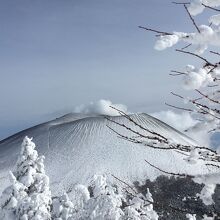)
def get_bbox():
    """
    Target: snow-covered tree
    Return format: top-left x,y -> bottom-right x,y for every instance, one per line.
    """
186,213 -> 197,220
1,137 -> 158,219
141,2 -> 220,217
51,174 -> 158,220
0,171 -> 27,219
84,175 -> 124,220
139,0 -> 220,143
107,1 -> 220,219
52,193 -> 74,220
52,175 -> 122,219
52,184 -> 90,219
16,136 -> 52,219
0,136 -> 52,219
123,188 -> 158,220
